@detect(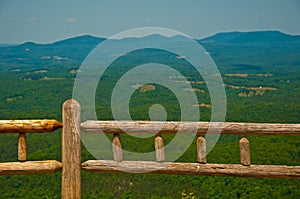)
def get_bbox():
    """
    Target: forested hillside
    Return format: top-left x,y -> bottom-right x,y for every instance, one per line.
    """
0,31 -> 299,198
